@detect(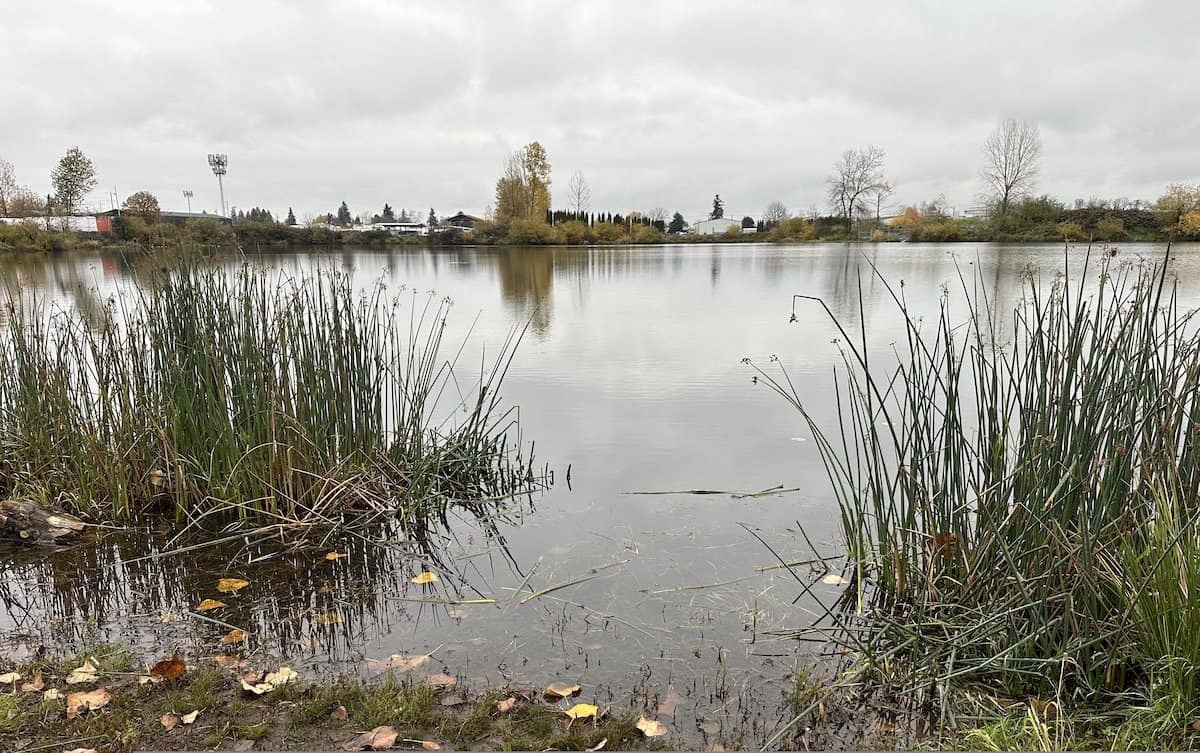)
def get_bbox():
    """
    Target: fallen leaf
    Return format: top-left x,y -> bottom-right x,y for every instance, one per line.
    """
411,571 -> 438,585
658,686 -> 682,716
218,577 -> 250,593
214,655 -> 246,668
196,598 -> 227,612
637,716 -> 669,737
20,671 -> 43,692
331,704 -> 349,721
821,573 -> 846,586
425,673 -> 456,690
241,680 -> 273,696
588,739 -> 608,752
565,703 -> 599,720
66,660 -> 98,684
220,629 -> 247,644
366,653 -> 429,674
543,682 -> 582,700
181,709 -> 200,724
160,612 -> 183,623
0,671 -> 19,683
161,712 -> 181,731
265,667 -> 298,687
151,656 -> 186,681
496,696 -> 517,713
43,688 -> 62,700
66,687 -> 112,719
421,741 -> 440,751
325,552 -> 347,561
316,611 -> 343,625
345,725 -> 399,751
139,675 -> 164,685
